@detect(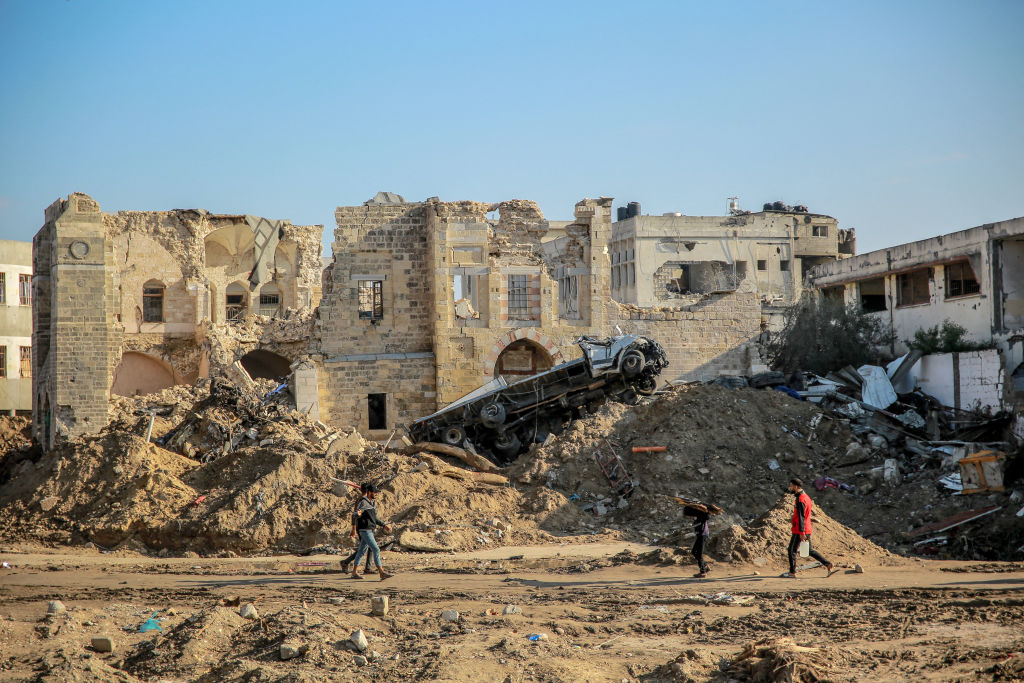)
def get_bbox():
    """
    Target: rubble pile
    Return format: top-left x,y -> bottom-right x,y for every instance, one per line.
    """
0,415 -> 32,459
509,383 -> 1023,561
0,381 -> 563,555
509,385 -> 857,543
710,497 -> 903,568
